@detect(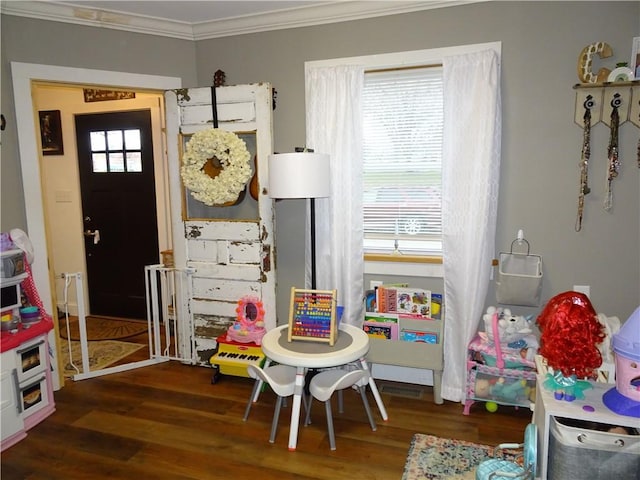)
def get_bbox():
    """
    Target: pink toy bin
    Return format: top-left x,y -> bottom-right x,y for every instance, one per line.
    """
602,305 -> 640,417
